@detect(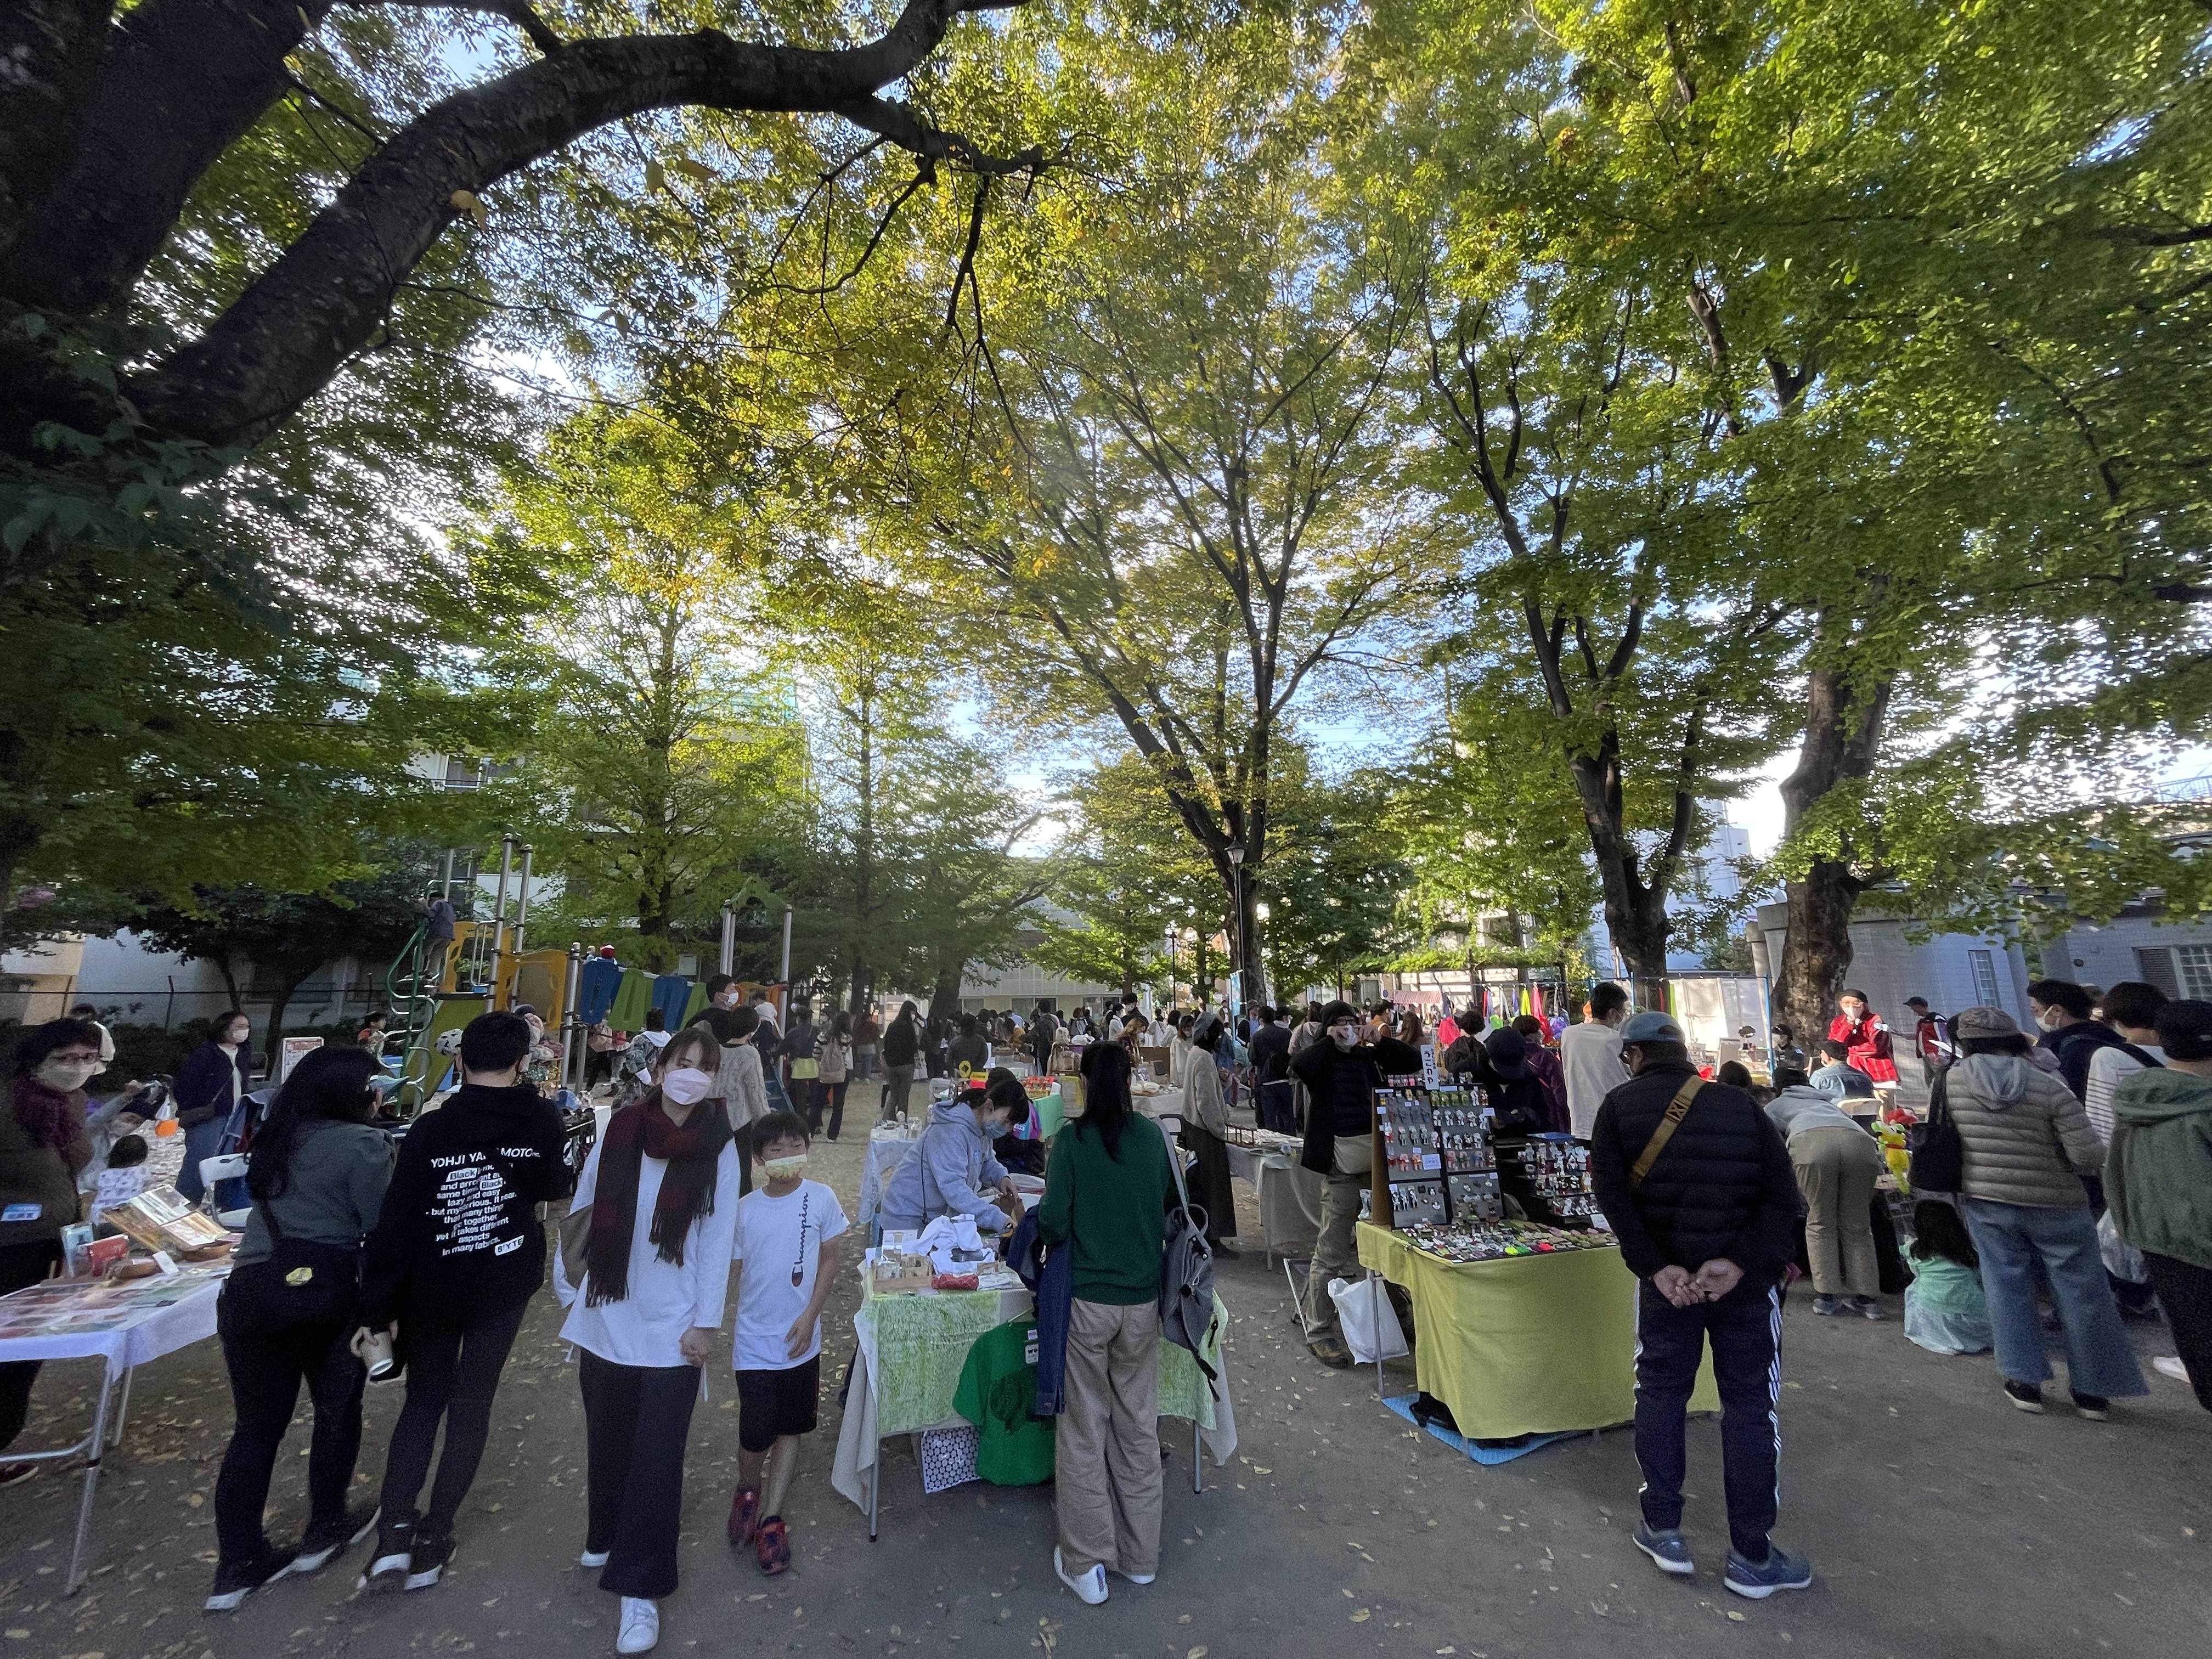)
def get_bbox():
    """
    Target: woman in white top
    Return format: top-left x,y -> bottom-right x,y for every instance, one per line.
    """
556,1028 -> 739,1655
